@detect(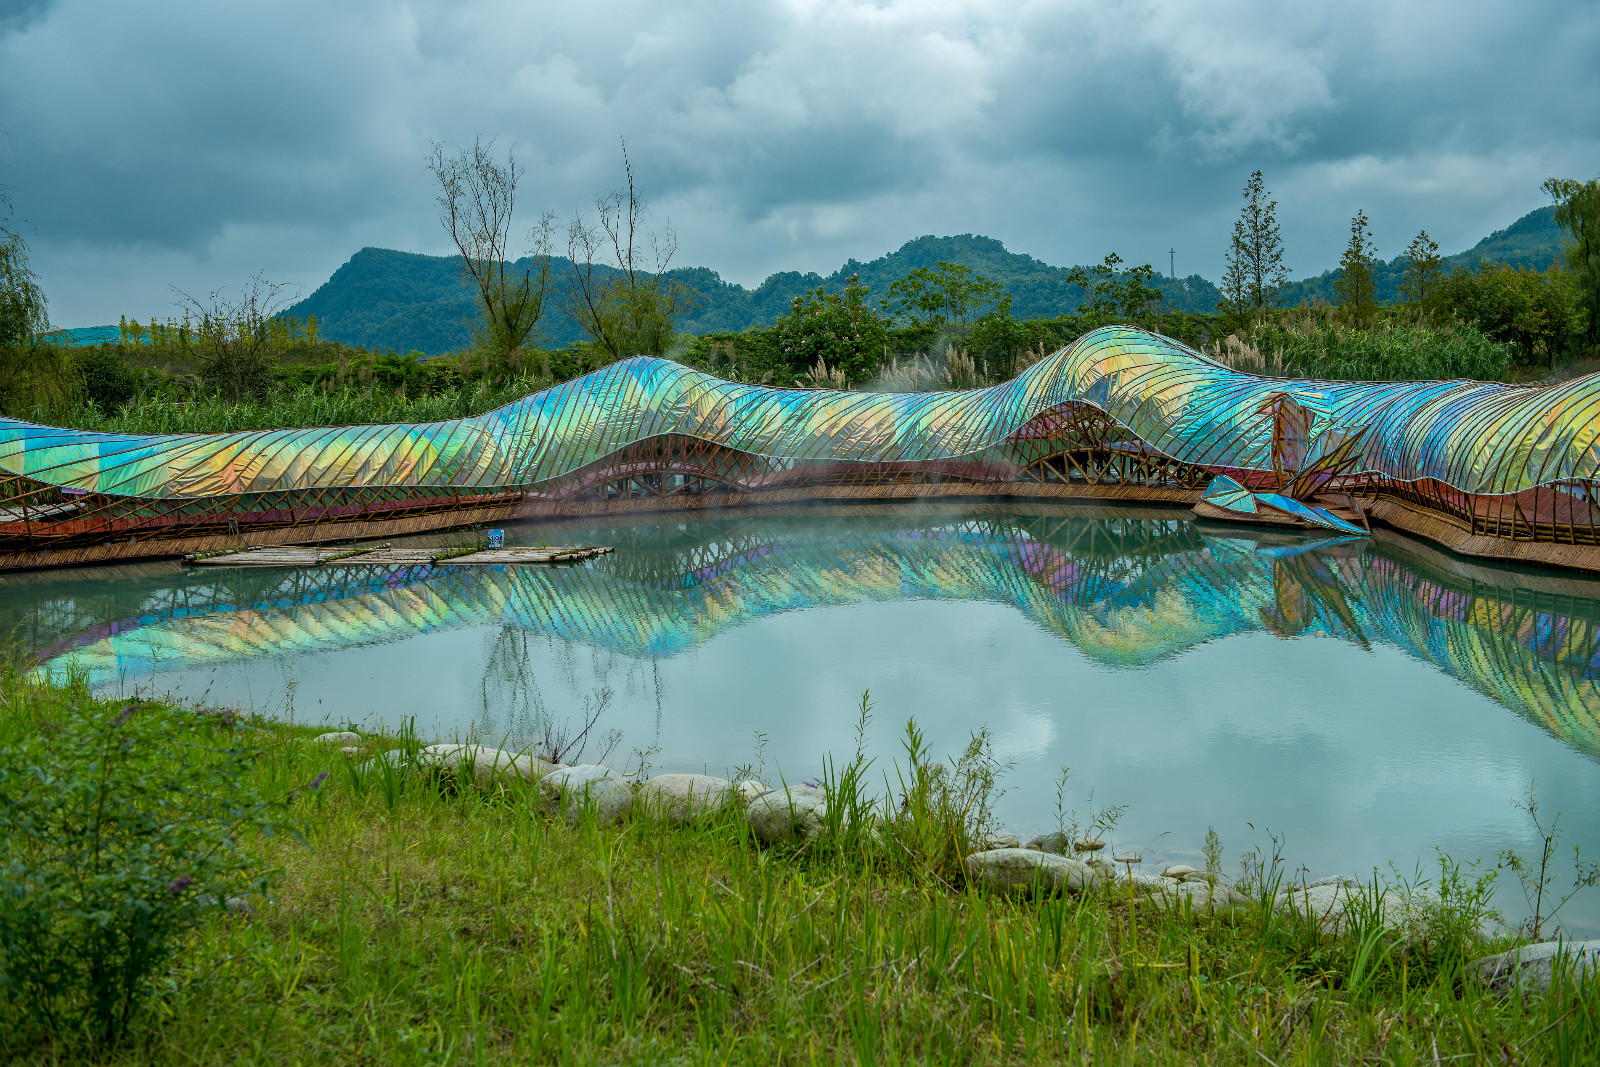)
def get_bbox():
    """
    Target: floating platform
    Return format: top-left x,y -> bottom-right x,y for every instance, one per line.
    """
1192,495 -> 1370,534
185,544 -> 612,567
